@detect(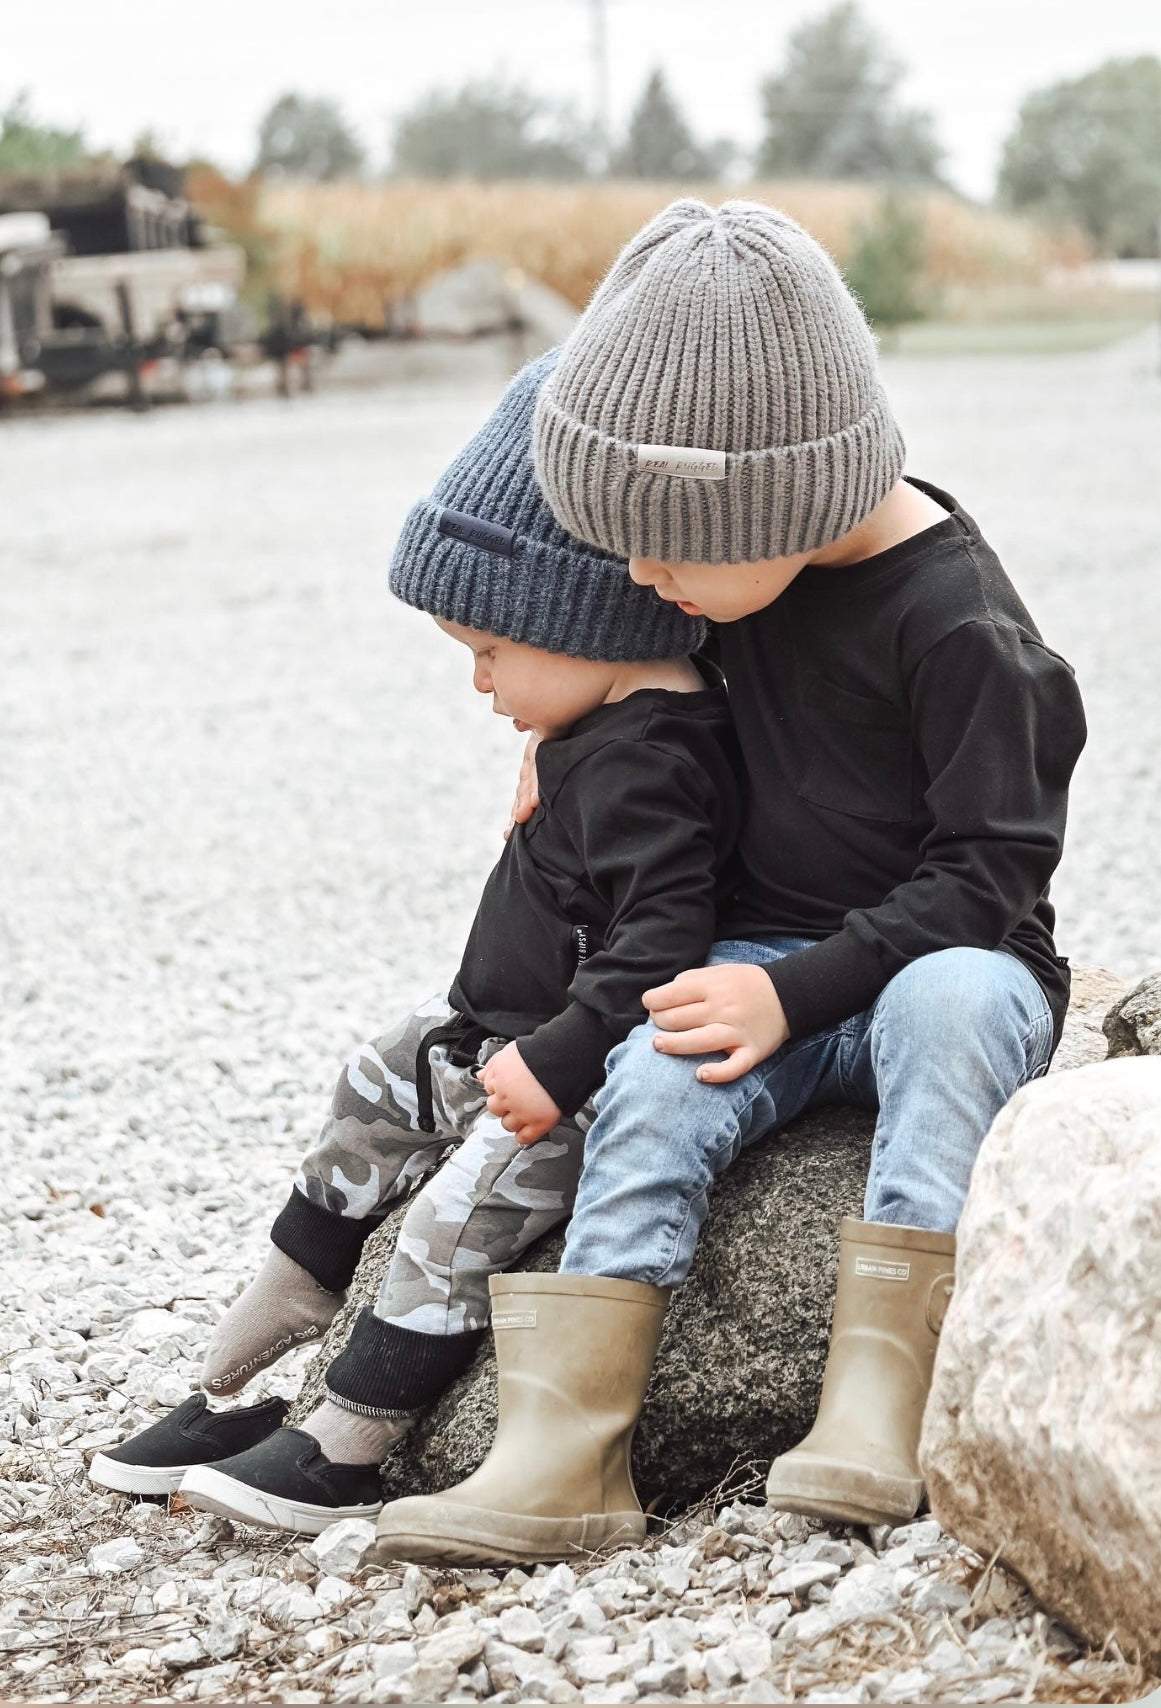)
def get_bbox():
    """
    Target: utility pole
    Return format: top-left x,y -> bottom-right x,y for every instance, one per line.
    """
570,0 -> 612,170
590,0 -> 611,168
